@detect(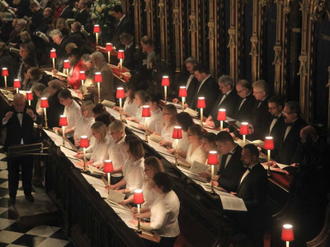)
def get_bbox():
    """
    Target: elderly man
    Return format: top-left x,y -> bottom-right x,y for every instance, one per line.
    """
49,29 -> 69,70
88,51 -> 115,102
2,94 -> 41,204
67,22 -> 85,49
10,19 -> 27,44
